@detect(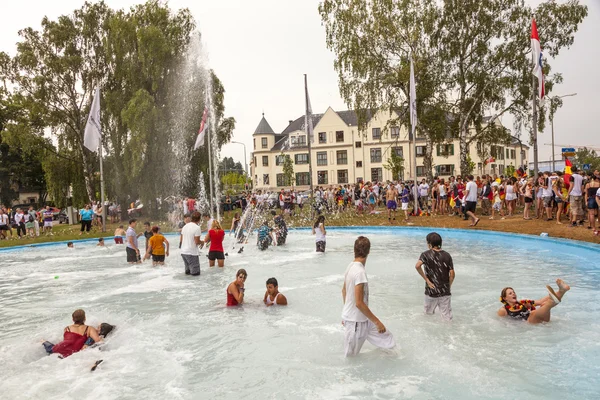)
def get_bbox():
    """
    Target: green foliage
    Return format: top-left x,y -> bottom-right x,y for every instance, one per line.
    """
4,0 -> 235,214
221,172 -> 247,186
320,0 -> 588,177
282,154 -> 295,186
384,152 -> 404,181
506,165 -> 516,178
574,148 -> 600,172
